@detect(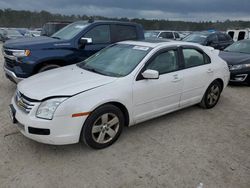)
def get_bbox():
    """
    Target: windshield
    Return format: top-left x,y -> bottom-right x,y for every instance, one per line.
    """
182,33 -> 208,43
144,31 -> 160,38
77,44 -> 151,77
225,40 -> 250,54
51,21 -> 89,40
